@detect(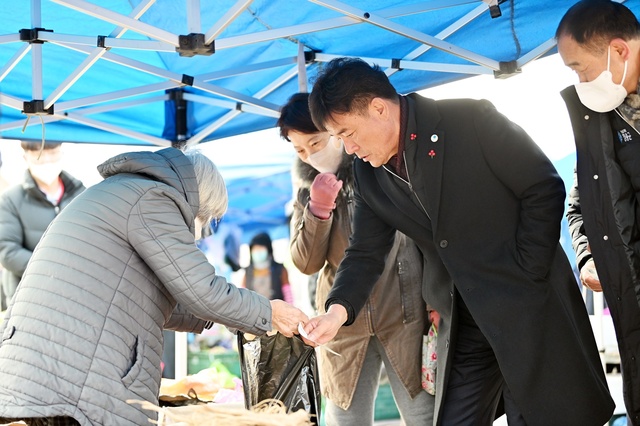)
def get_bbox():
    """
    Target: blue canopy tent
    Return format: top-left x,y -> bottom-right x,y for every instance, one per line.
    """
0,0 -> 637,239
0,0 -> 618,147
